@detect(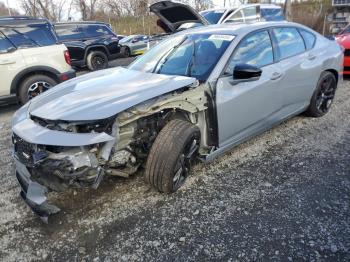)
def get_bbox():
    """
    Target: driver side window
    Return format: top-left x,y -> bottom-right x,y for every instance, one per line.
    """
225,30 -> 274,75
